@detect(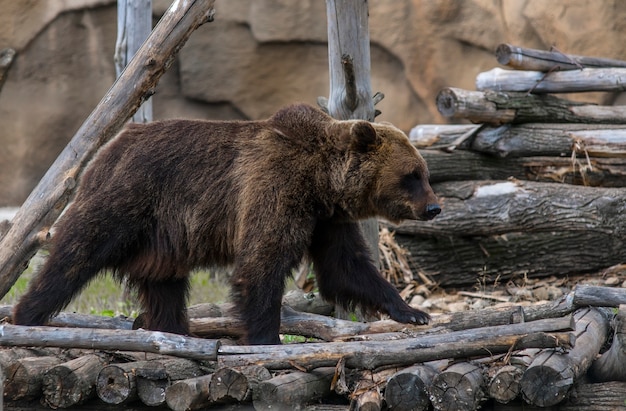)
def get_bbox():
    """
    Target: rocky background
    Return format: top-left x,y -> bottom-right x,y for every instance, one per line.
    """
1,0 -> 626,206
